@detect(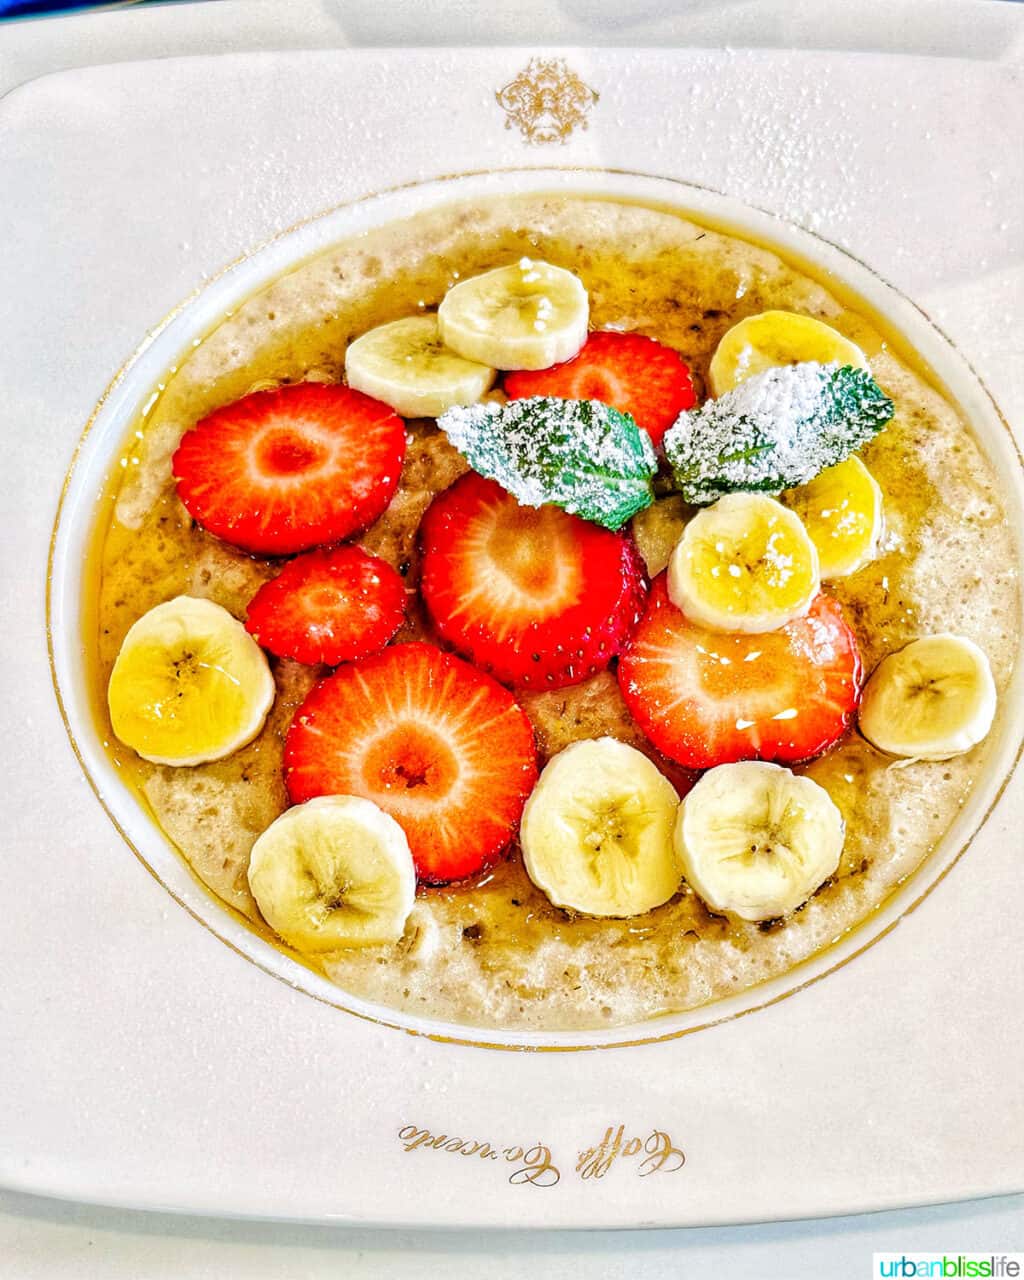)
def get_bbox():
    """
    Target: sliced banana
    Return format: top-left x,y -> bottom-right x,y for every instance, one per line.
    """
400,902 -> 444,963
667,493 -> 820,634
675,761 -> 844,922
858,634 -> 997,760
708,310 -> 870,397
521,737 -> 682,918
107,595 -> 275,766
631,495 -> 692,577
782,456 -> 884,579
344,313 -> 495,418
437,259 -> 589,371
248,795 -> 416,952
